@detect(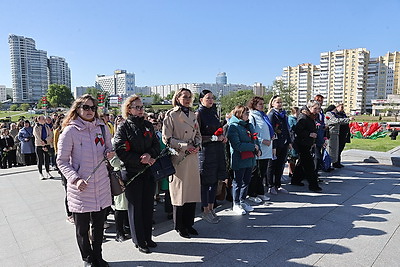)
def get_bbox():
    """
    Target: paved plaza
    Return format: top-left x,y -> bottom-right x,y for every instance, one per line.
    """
1,149 -> 400,266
